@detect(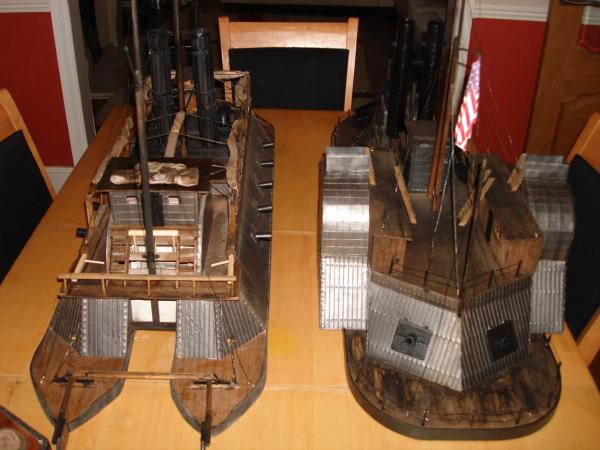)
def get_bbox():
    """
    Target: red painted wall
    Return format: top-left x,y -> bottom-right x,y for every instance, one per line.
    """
579,24 -> 600,53
0,12 -> 72,166
466,18 -> 546,163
